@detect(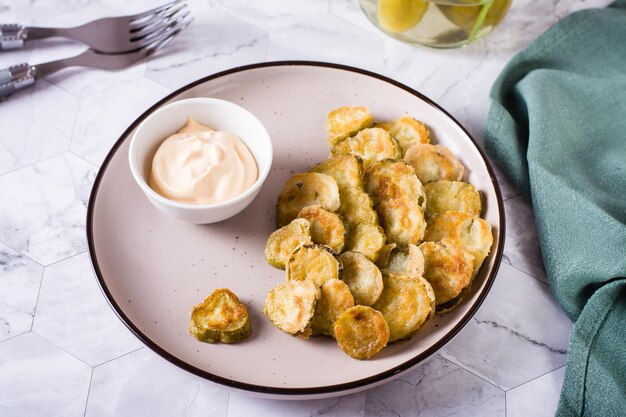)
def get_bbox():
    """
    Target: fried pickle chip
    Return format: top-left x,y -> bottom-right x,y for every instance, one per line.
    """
264,280 -> 320,337
378,243 -> 425,277
337,187 -> 379,227
376,243 -> 397,270
311,154 -> 364,191
339,251 -> 384,306
326,106 -> 374,146
376,115 -> 430,155
189,288 -> 251,344
404,143 -> 464,184
345,223 -> 386,262
376,198 -> 426,247
286,244 -> 341,287
424,180 -> 481,218
373,274 -> 435,342
364,159 -> 426,208
334,305 -> 390,360
419,241 -> 473,306
265,218 -> 313,269
276,172 -> 340,227
424,211 -> 493,276
332,127 -> 400,170
311,279 -> 355,336
297,205 -> 346,254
